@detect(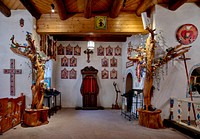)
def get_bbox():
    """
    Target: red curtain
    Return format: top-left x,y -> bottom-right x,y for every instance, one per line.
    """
82,75 -> 98,94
